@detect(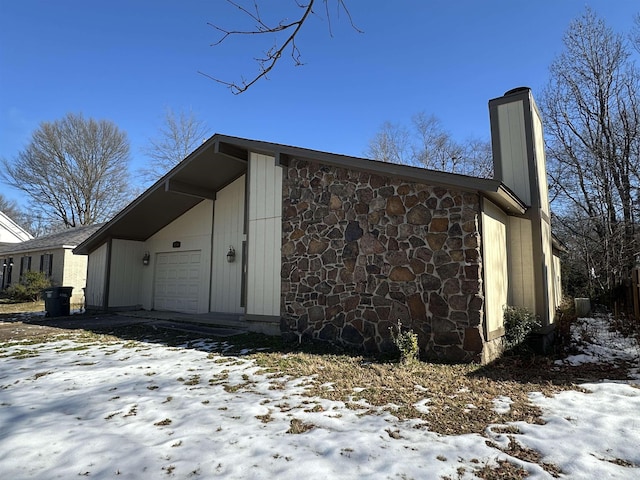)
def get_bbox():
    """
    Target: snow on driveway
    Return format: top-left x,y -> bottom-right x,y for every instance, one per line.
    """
0,315 -> 639,479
